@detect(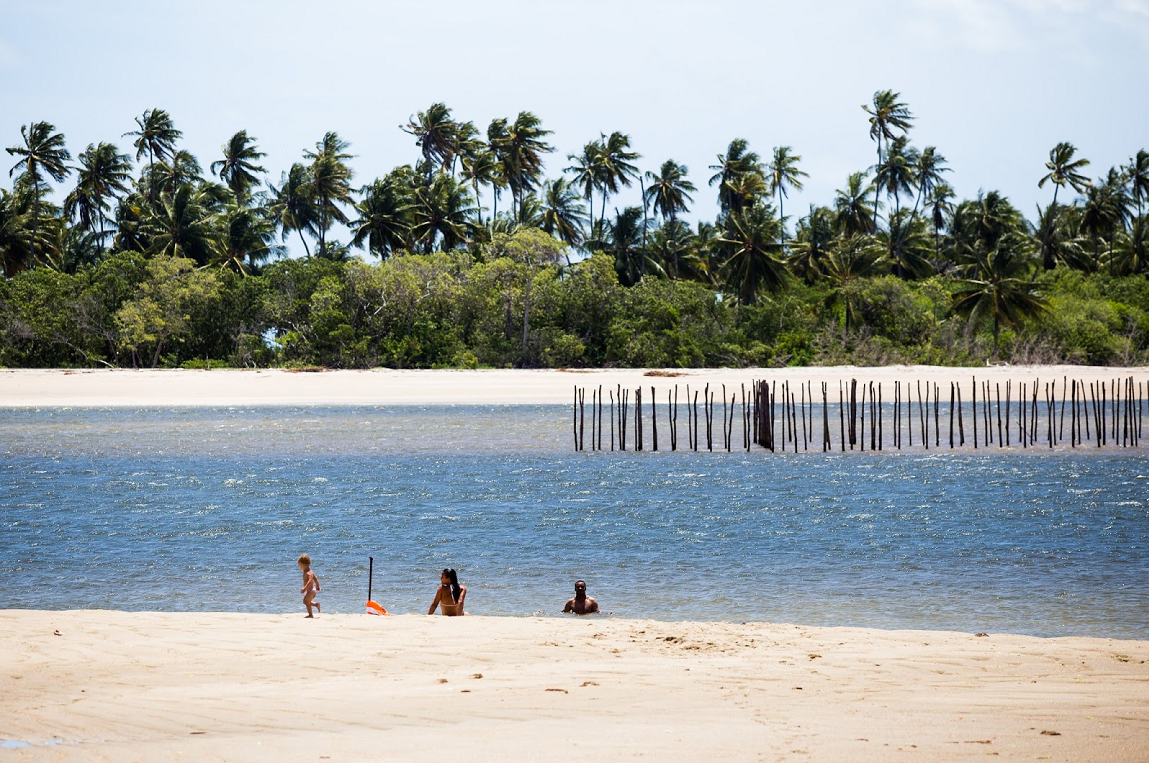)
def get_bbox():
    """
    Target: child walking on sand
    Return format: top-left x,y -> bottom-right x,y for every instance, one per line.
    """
298,554 -> 321,617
